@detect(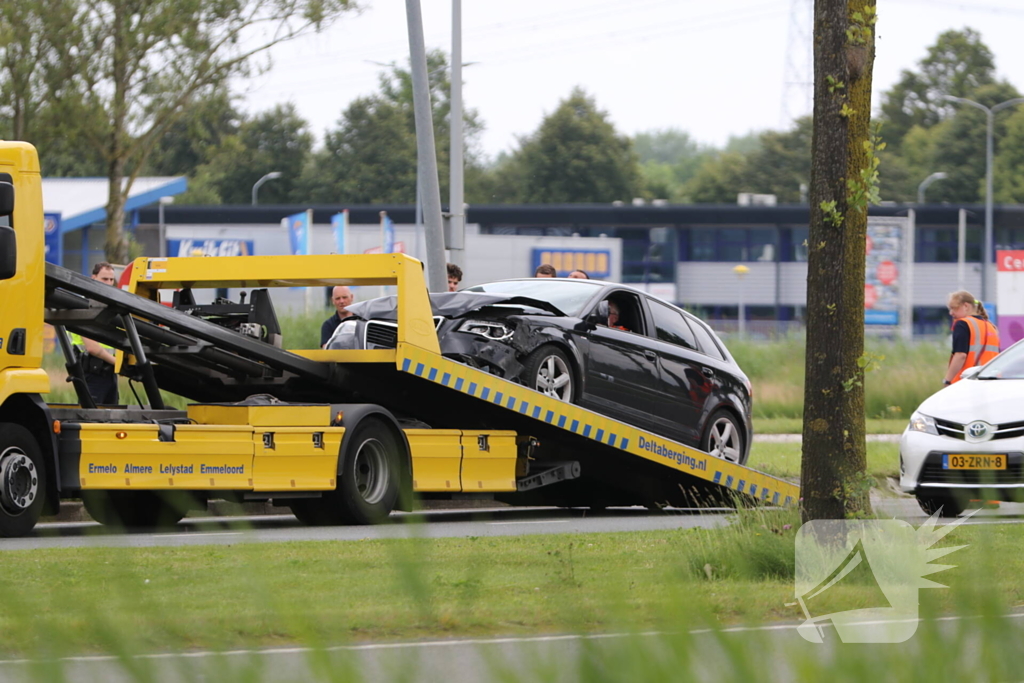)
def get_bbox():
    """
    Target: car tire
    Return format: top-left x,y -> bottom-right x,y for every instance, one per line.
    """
523,345 -> 575,403
0,423 -> 46,538
702,410 -> 745,465
917,493 -> 966,518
